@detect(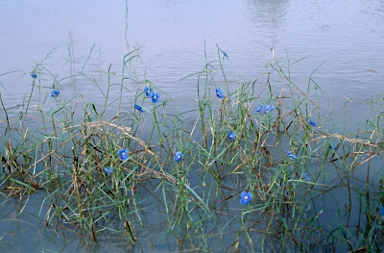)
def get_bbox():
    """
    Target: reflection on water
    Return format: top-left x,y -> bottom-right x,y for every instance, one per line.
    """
246,0 -> 290,44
